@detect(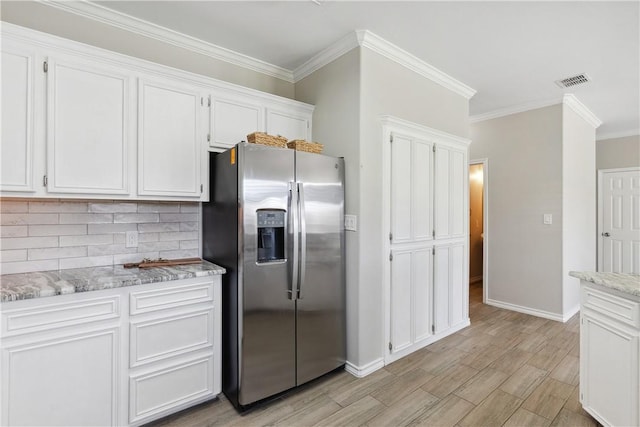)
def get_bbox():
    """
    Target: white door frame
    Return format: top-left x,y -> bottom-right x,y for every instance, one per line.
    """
597,166 -> 640,272
469,158 -> 489,304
